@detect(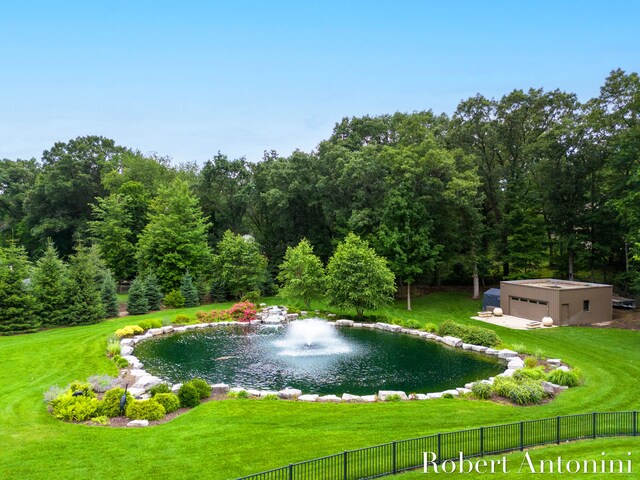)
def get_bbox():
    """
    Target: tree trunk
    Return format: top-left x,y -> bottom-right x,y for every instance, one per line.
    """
472,262 -> 480,300
568,250 -> 574,280
406,281 -> 412,311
